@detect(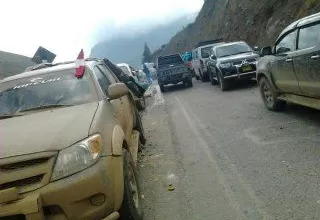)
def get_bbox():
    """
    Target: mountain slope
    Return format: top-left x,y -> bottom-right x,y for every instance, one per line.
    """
163,0 -> 320,55
0,51 -> 35,79
90,13 -> 197,67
